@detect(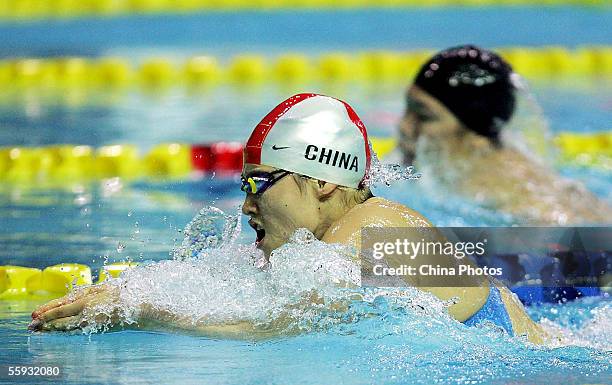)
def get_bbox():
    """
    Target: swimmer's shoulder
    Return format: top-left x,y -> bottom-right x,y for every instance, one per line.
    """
358,197 -> 432,227
322,196 -> 432,246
